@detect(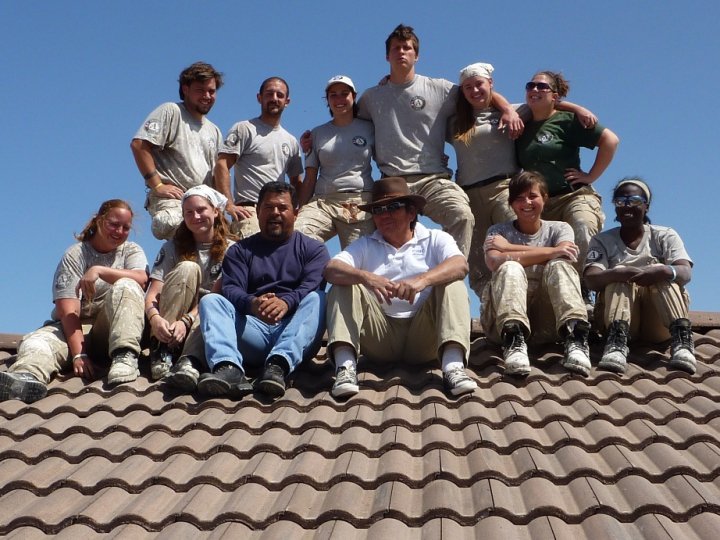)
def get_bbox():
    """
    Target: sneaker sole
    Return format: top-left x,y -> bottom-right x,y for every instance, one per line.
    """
448,381 -> 478,396
197,377 -> 232,397
669,358 -> 697,375
598,358 -> 627,374
107,369 -> 140,385
504,363 -> 531,377
562,360 -> 590,377
331,382 -> 359,398
257,379 -> 286,398
166,372 -> 198,392
0,372 -> 48,403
